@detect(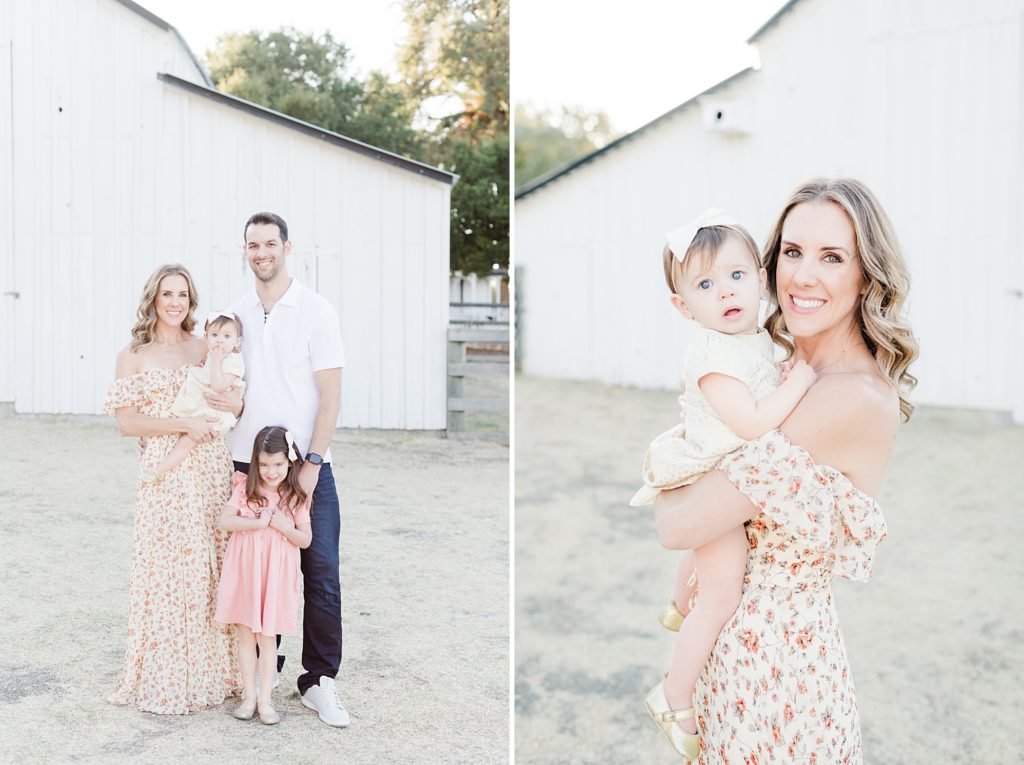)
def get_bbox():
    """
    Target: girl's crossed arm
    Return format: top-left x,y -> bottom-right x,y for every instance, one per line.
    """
269,512 -> 312,549
699,360 -> 817,441
218,503 -> 272,532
